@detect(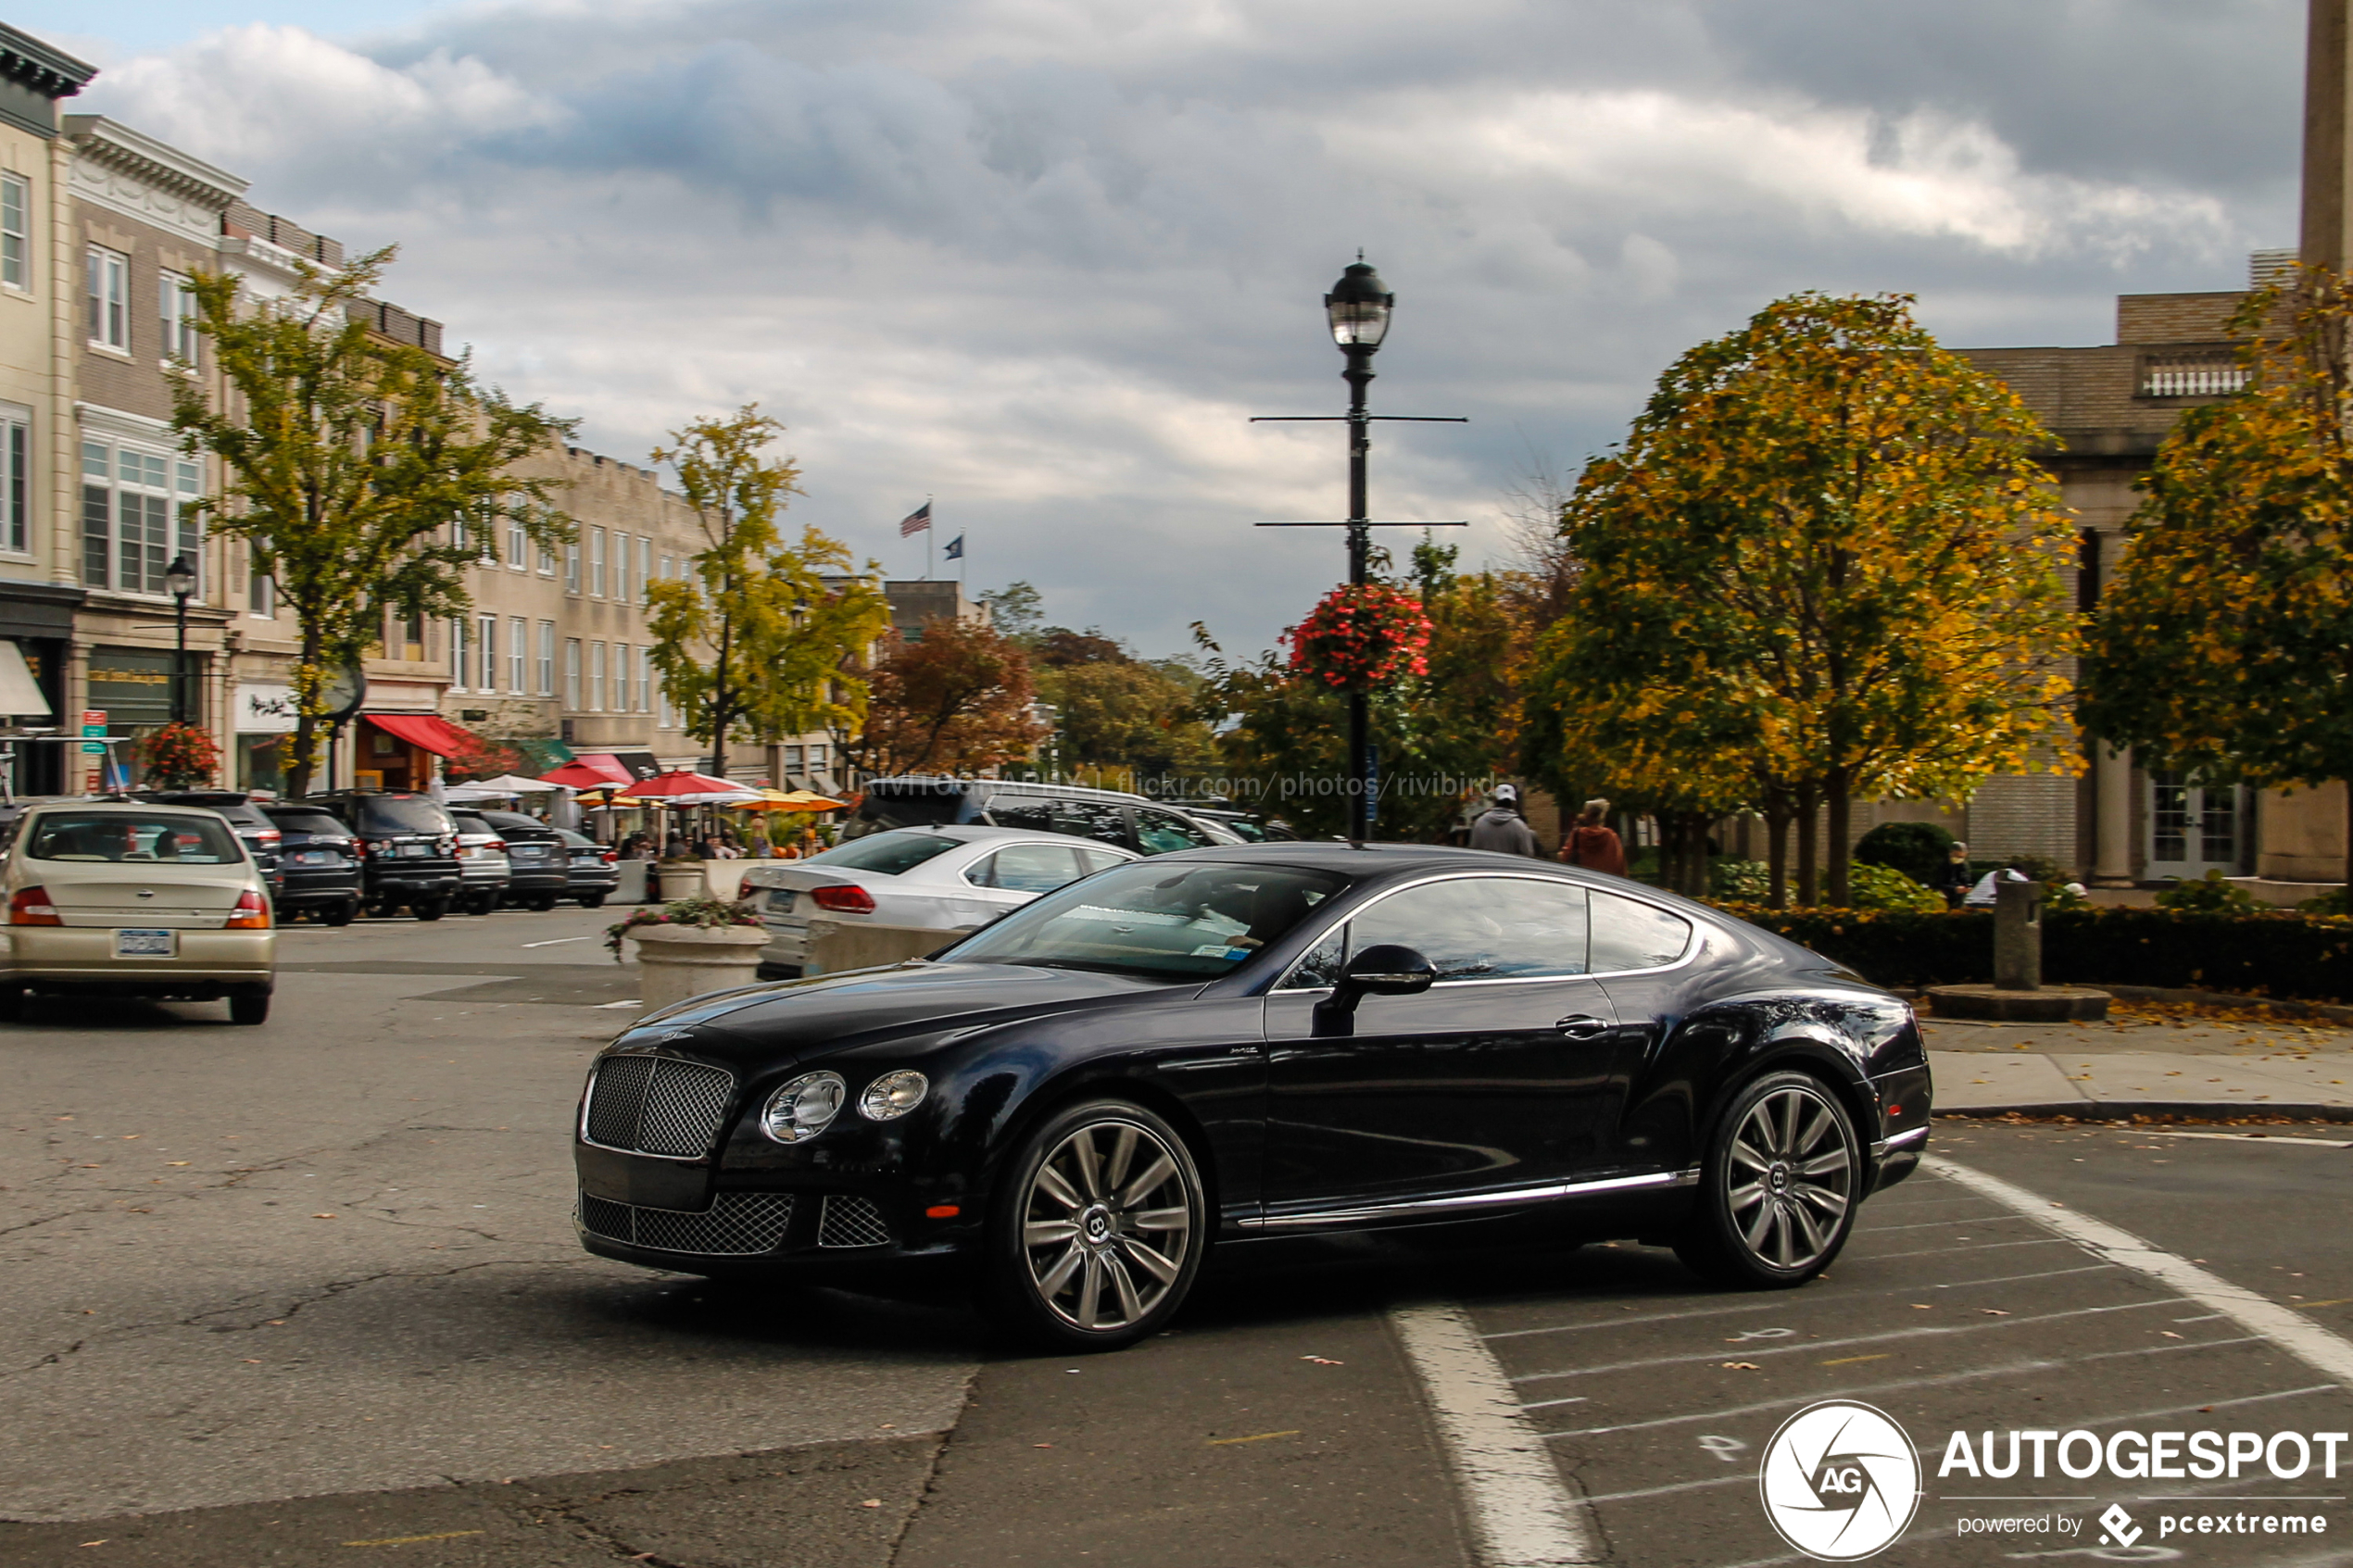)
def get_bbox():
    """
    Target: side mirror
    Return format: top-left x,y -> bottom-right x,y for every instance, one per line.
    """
1339,944 -> 1437,997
